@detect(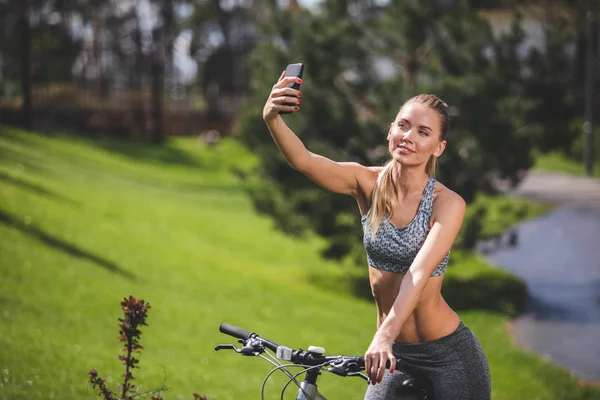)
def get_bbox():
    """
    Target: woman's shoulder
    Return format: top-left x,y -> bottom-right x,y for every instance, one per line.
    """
366,166 -> 385,174
358,165 -> 385,184
432,180 -> 466,213
354,165 -> 384,207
